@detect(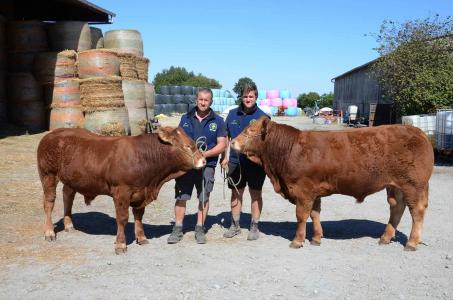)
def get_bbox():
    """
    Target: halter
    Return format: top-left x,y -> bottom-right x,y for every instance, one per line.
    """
241,132 -> 263,152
